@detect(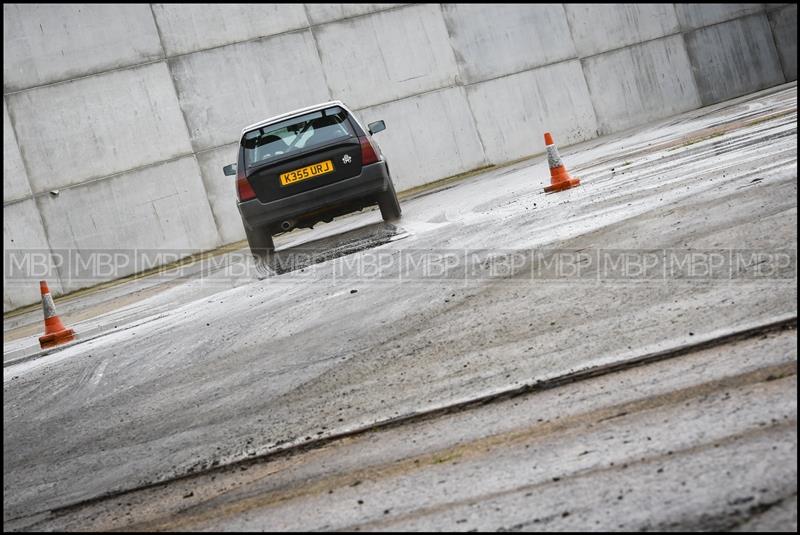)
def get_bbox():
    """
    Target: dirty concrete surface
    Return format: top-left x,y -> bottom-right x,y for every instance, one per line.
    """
19,324 -> 796,531
3,83 -> 798,531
